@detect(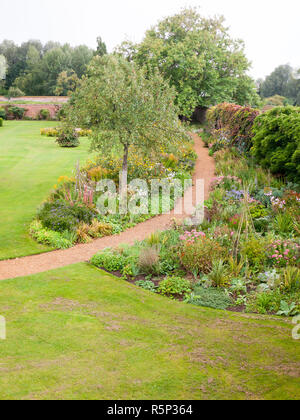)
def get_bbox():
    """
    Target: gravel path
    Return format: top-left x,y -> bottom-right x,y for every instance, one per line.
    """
0,133 -> 215,280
